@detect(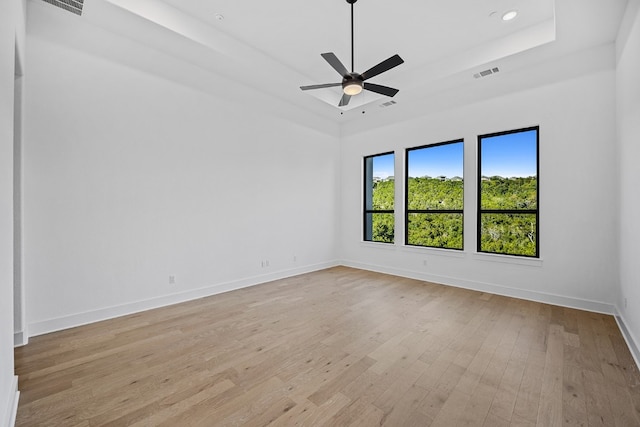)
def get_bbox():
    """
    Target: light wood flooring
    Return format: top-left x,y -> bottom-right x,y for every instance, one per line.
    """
14,267 -> 640,426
